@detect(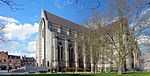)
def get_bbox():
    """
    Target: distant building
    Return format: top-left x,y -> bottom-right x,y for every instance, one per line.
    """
0,51 -> 21,70
142,50 -> 150,72
22,56 -> 36,66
